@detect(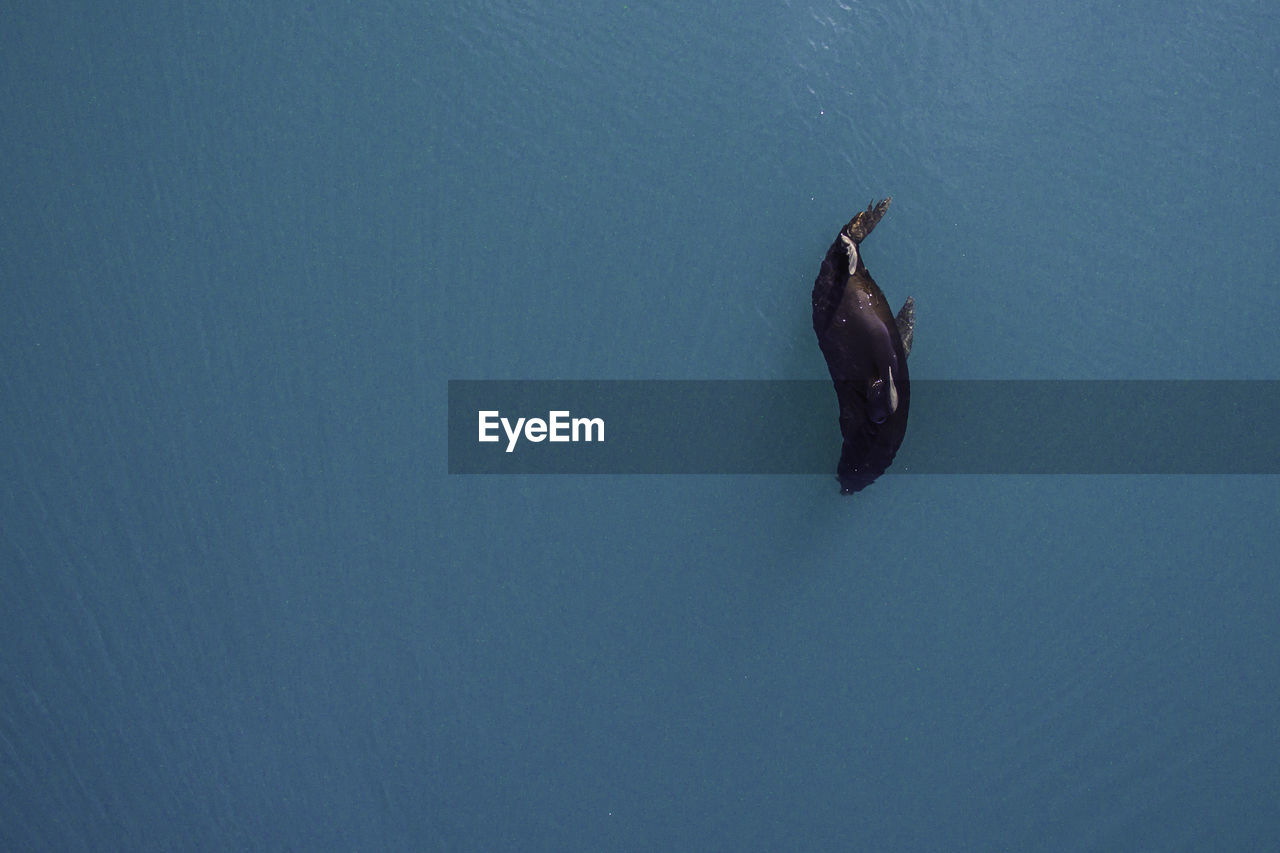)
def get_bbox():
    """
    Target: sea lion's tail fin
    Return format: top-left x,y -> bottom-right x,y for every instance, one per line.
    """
841,197 -> 892,245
